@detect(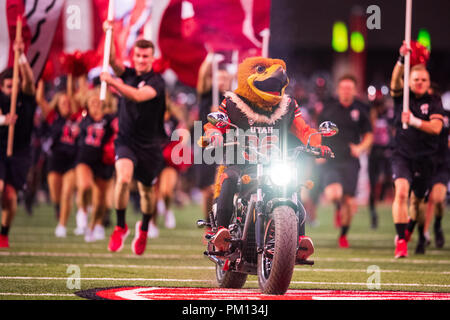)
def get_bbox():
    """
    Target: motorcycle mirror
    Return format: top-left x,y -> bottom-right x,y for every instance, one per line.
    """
318,121 -> 338,137
207,112 -> 230,129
